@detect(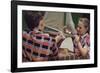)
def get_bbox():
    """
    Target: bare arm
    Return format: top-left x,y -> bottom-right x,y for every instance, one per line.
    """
77,42 -> 89,57
74,35 -> 89,57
